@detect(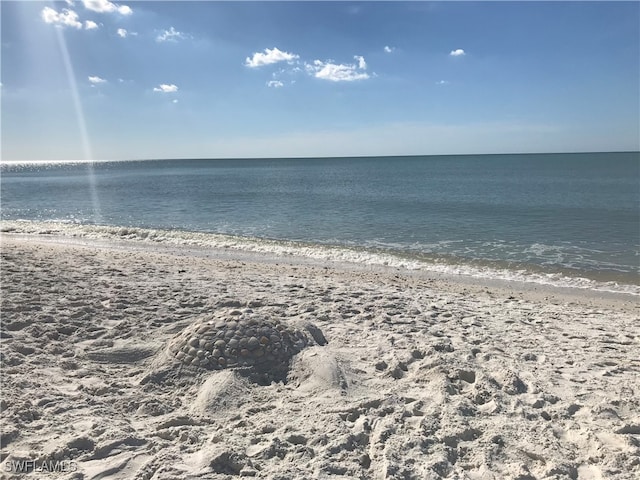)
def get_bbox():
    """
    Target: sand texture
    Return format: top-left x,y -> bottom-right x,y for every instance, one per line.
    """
1,235 -> 639,480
